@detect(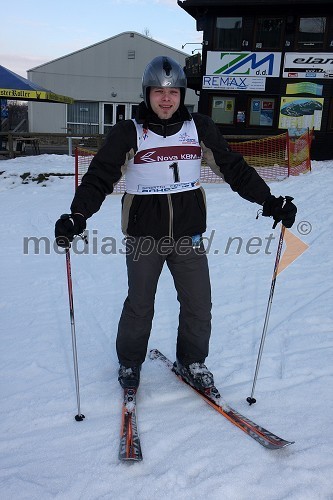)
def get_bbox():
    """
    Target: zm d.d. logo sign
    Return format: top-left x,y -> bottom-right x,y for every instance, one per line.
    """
206,52 -> 281,78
